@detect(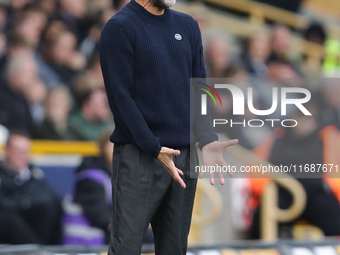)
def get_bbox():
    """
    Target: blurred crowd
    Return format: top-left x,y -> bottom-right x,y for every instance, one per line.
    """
0,0 -> 340,246
0,0 -> 335,142
0,0 -> 121,142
